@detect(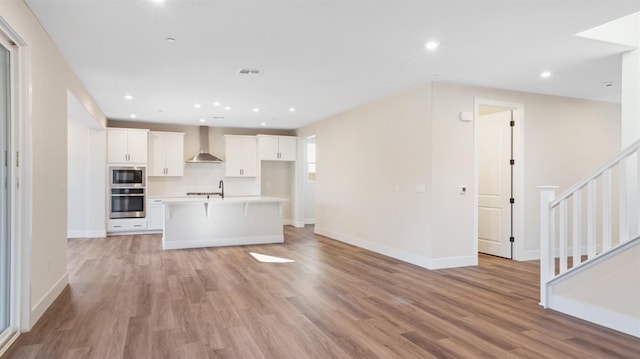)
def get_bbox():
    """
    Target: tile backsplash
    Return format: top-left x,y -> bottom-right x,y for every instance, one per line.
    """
147,162 -> 259,197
